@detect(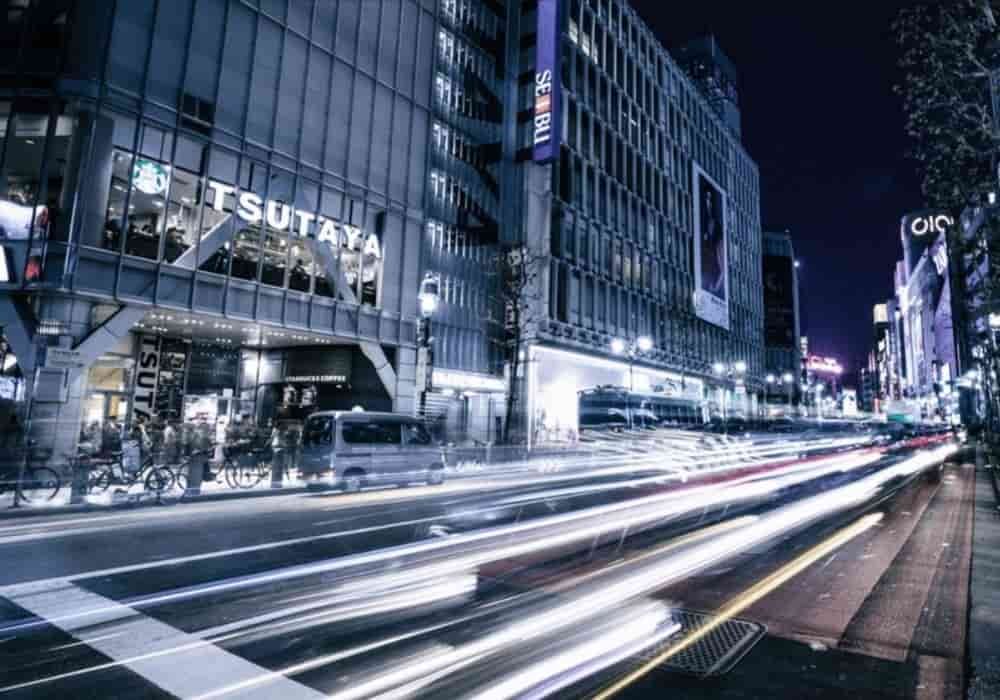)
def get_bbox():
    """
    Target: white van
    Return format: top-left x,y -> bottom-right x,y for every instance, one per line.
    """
297,411 -> 445,492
